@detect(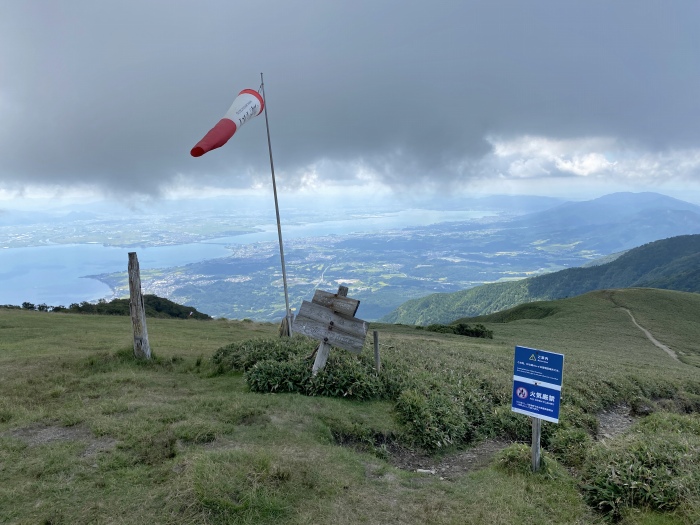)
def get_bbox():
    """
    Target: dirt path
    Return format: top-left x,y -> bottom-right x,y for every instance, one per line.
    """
597,405 -> 636,440
385,439 -> 511,479
621,307 -> 679,362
